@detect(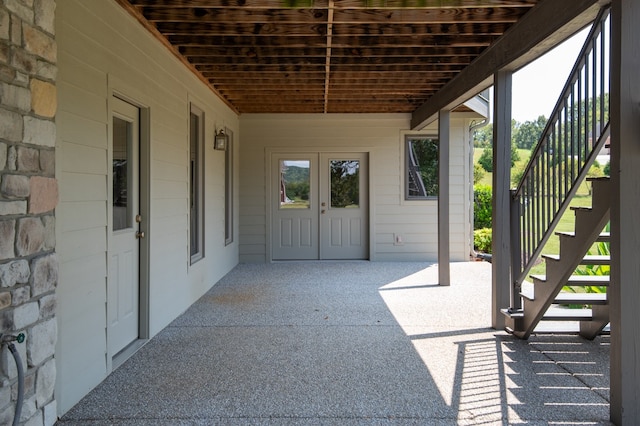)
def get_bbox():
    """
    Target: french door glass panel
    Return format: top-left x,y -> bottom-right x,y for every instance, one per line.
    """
279,160 -> 311,209
329,160 -> 360,209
